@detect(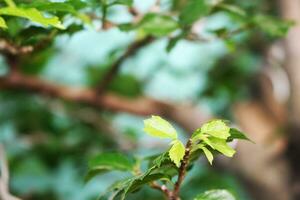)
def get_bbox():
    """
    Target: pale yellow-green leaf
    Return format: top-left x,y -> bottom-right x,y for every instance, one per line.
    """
0,7 -> 64,29
209,137 -> 236,157
169,140 -> 185,167
144,116 -> 177,139
201,120 -> 230,139
0,17 -> 7,28
200,146 -> 213,165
